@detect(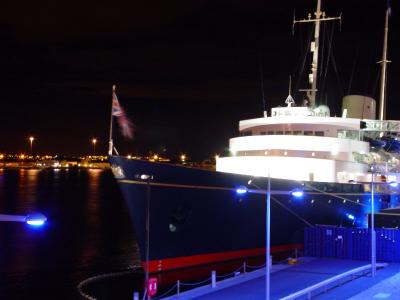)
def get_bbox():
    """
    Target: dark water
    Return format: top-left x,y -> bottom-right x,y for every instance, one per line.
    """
0,168 -> 140,300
